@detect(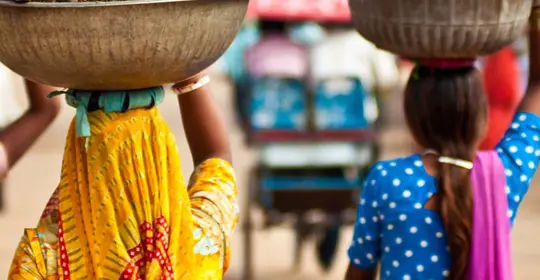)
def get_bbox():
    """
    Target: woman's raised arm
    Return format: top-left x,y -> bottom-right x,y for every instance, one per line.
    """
175,74 -> 238,275
0,79 -> 60,175
519,2 -> 540,115
176,74 -> 231,166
